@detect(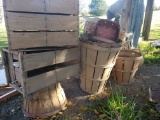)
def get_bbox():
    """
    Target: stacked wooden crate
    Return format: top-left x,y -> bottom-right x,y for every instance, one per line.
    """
2,0 -> 79,117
